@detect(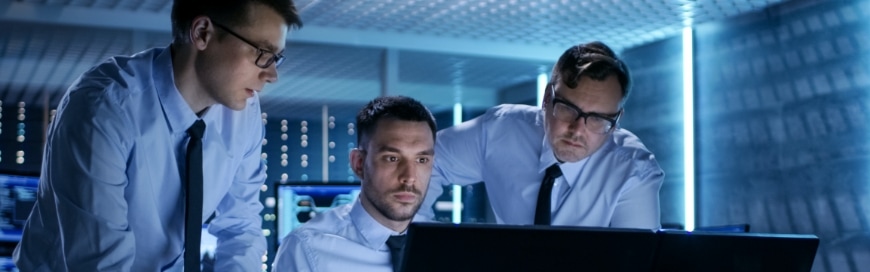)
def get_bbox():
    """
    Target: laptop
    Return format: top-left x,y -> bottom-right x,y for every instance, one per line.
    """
652,230 -> 820,272
401,222 -> 659,272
